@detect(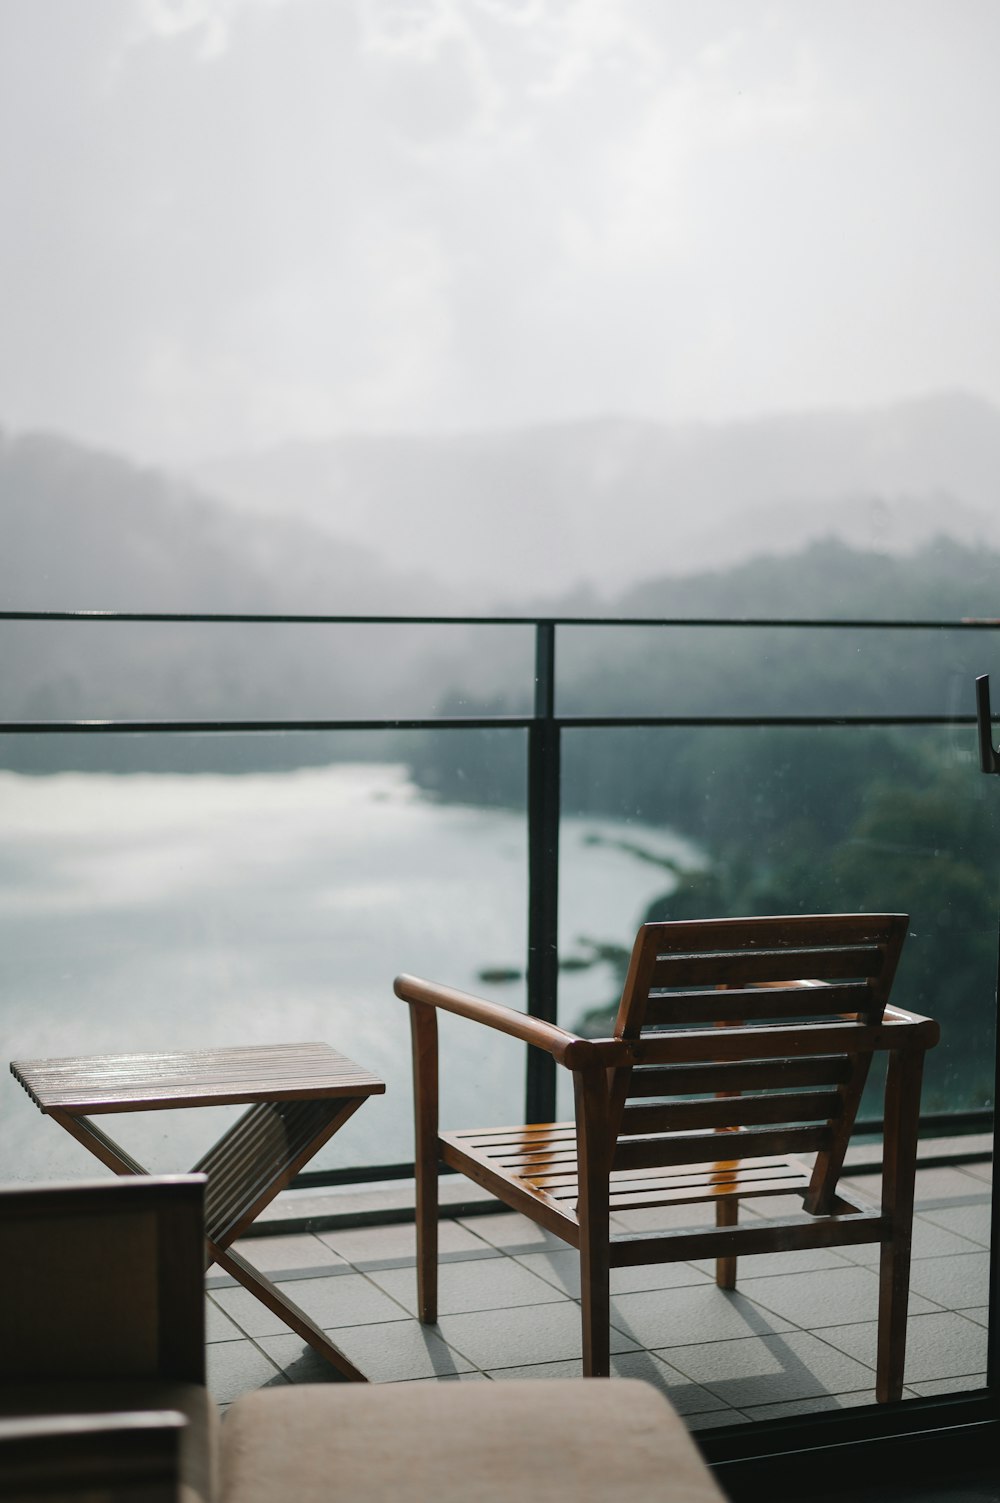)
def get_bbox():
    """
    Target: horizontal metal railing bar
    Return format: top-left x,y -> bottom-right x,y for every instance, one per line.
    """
914,1109 -> 993,1138
0,717 -> 536,734
292,1162 -> 418,1189
559,715 -> 985,728
5,609 -> 995,1221
4,610 -> 1000,630
0,714 -> 986,734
